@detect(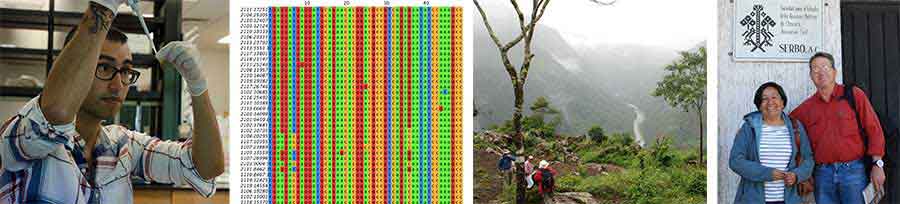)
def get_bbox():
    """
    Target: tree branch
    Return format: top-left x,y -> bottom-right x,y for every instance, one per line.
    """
533,0 -> 551,25
473,0 -> 505,50
474,0 -> 527,52
518,0 -> 549,85
510,0 -> 527,32
473,0 -> 522,89
500,50 -> 521,84
590,0 -> 617,6
501,34 -> 527,51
